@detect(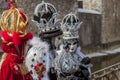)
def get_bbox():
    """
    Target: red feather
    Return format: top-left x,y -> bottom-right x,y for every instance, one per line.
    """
13,32 -> 21,45
1,31 -> 12,42
27,32 -> 33,39
21,32 -> 33,41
